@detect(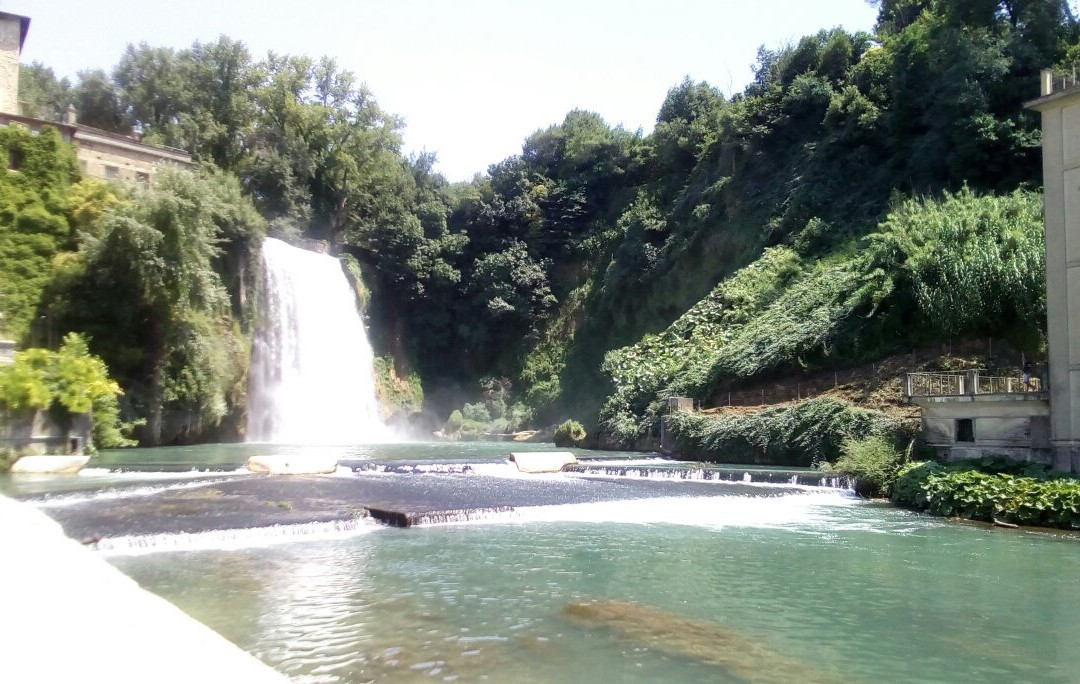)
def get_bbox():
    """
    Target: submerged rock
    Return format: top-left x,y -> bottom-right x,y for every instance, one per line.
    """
562,600 -> 839,683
